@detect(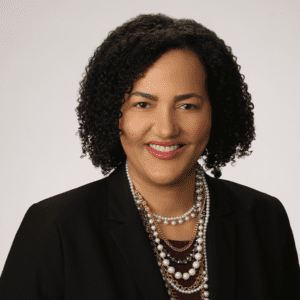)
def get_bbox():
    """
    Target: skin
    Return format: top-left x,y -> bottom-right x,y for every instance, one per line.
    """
119,49 -> 212,239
